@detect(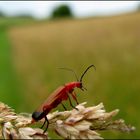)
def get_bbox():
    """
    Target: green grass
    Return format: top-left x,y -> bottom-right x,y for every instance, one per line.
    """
0,29 -> 21,109
0,17 -> 36,110
2,12 -> 140,138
